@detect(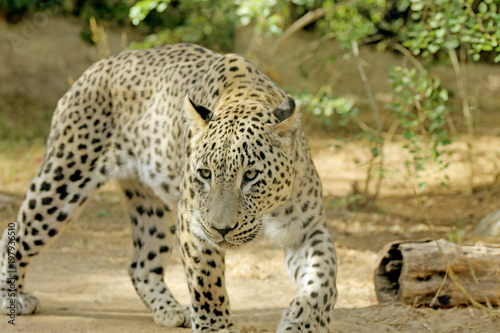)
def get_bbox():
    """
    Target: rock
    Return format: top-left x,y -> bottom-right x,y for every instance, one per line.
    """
472,209 -> 500,237
0,193 -> 17,210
